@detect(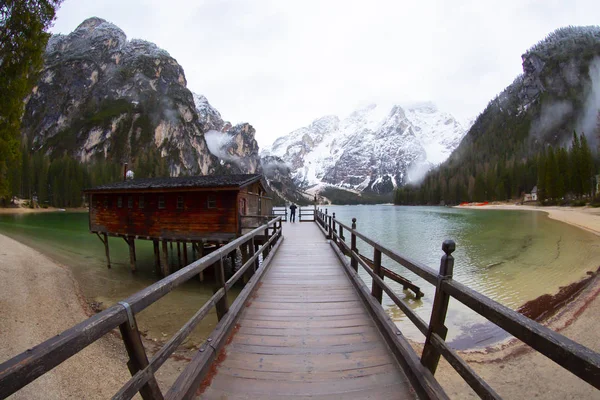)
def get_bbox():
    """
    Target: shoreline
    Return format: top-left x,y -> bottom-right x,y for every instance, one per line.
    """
456,203 -> 600,236
0,206 -> 88,214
